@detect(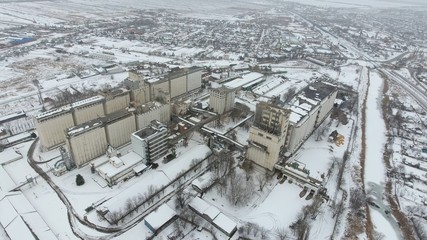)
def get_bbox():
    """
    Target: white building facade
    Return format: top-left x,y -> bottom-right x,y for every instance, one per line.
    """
131,121 -> 169,164
209,86 -> 235,114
